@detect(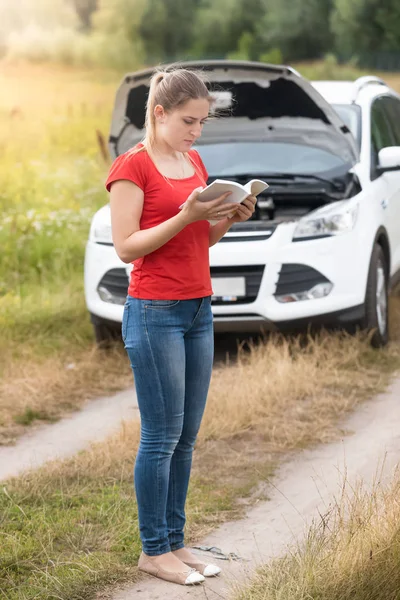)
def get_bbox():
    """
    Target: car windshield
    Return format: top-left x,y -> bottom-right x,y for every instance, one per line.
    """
196,142 -> 351,178
195,102 -> 361,179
